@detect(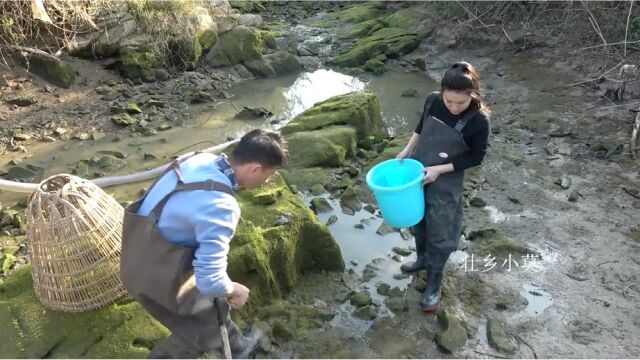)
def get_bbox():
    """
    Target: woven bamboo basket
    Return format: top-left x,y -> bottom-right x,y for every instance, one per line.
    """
27,174 -> 127,312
